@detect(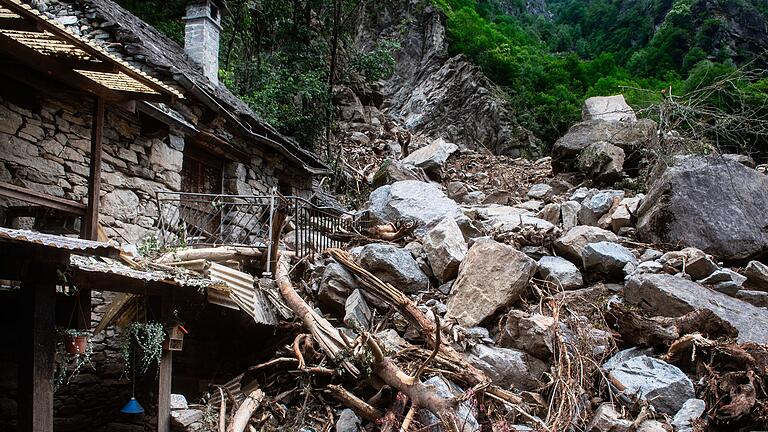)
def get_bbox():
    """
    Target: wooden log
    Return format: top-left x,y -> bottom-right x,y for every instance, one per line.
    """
158,294 -> 173,432
156,247 -> 262,264
226,389 -> 264,432
326,384 -> 384,422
